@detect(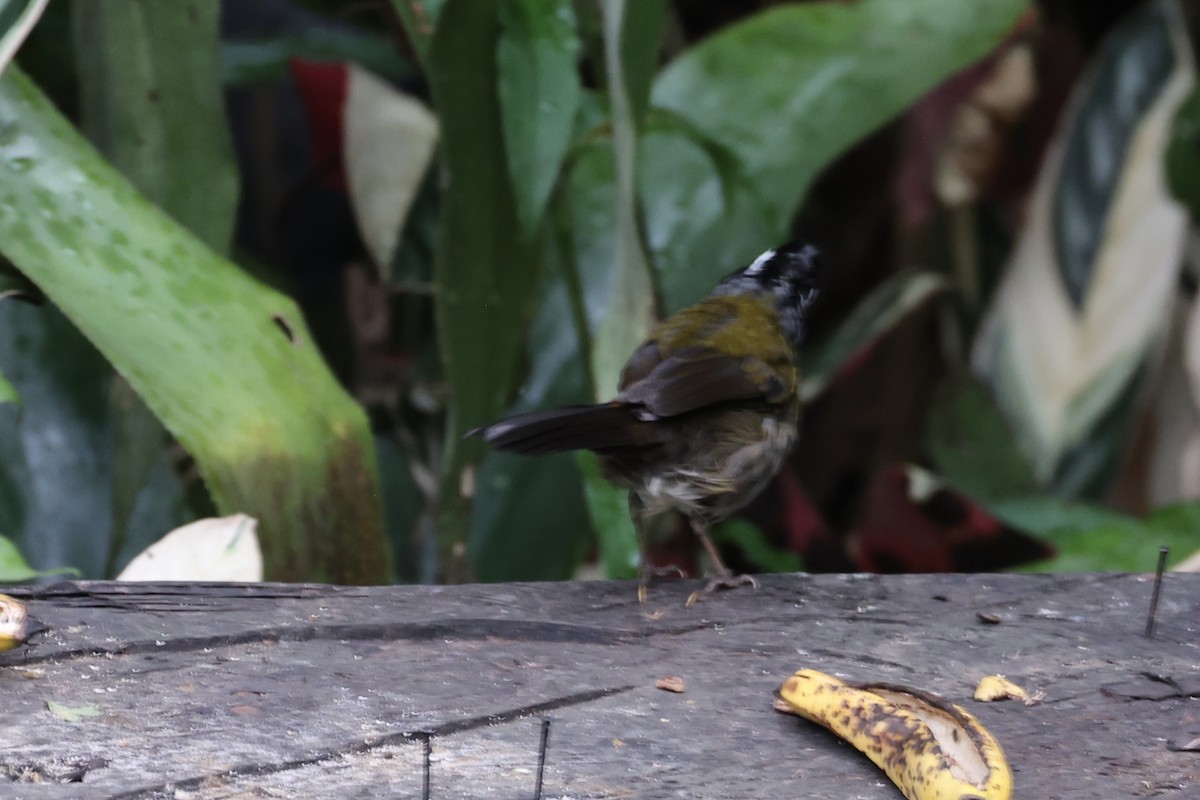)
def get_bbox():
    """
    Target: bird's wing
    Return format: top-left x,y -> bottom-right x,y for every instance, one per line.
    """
618,346 -> 791,419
